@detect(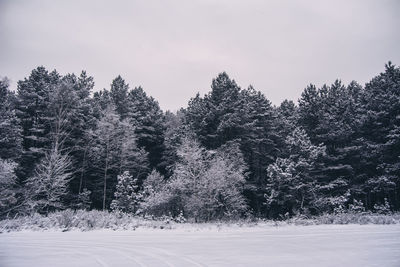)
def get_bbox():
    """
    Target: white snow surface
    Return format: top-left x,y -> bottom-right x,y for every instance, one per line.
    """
1,224 -> 399,267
